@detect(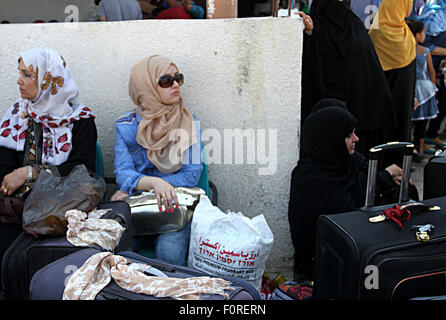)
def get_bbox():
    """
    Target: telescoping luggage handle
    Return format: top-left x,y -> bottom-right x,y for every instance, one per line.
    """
362,142 -> 414,211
